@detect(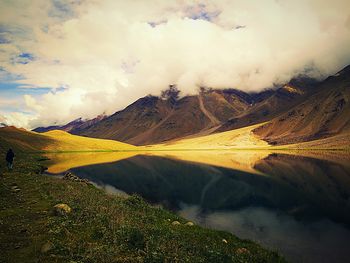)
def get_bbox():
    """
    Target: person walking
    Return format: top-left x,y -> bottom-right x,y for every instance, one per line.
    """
6,149 -> 15,170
